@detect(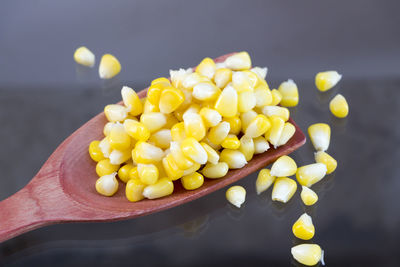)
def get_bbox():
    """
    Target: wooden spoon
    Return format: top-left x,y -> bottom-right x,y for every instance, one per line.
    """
0,53 -> 306,243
